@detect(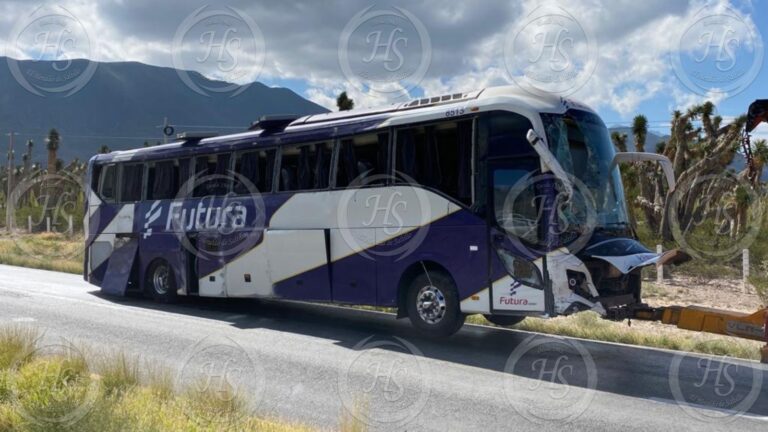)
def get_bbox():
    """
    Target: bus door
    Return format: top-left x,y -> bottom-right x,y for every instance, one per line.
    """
487,160 -> 547,315
265,229 -> 333,302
